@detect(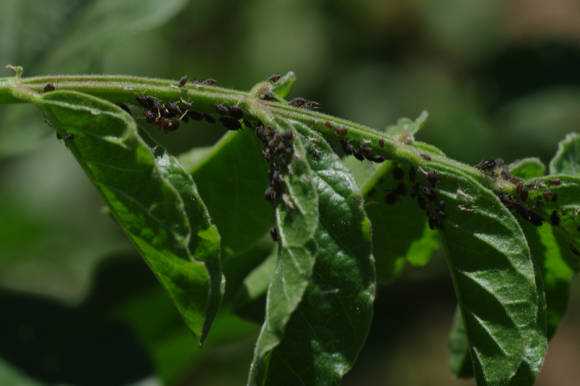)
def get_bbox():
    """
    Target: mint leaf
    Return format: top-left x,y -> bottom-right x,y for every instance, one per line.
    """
433,164 -> 546,385
248,120 -> 375,386
550,133 -> 580,176
37,90 -> 223,343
